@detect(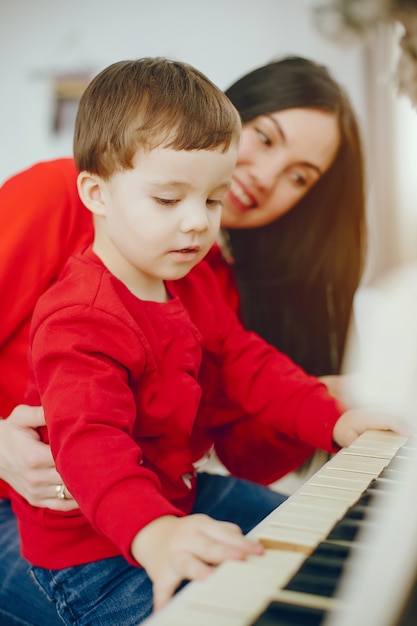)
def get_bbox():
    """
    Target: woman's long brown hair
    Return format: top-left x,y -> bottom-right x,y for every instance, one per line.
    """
225,56 -> 366,375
